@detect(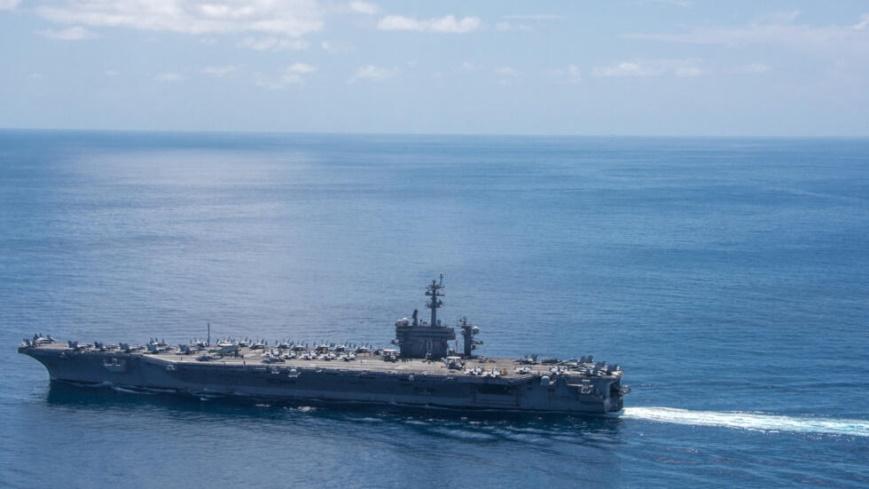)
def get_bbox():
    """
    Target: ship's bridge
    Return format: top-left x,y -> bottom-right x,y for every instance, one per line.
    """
393,277 -> 460,360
